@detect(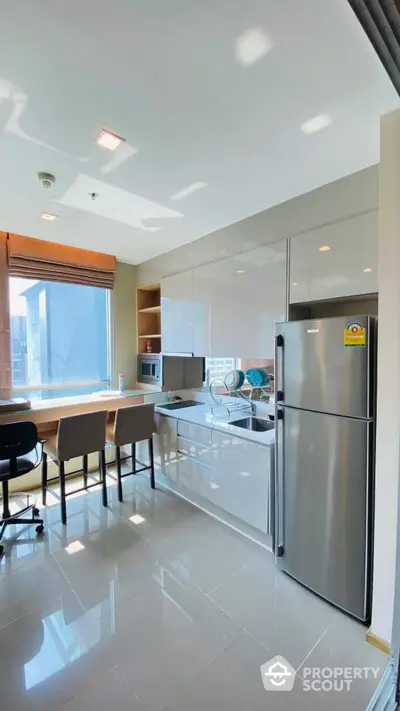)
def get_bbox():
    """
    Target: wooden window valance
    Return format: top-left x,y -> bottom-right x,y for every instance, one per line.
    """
7,233 -> 116,289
